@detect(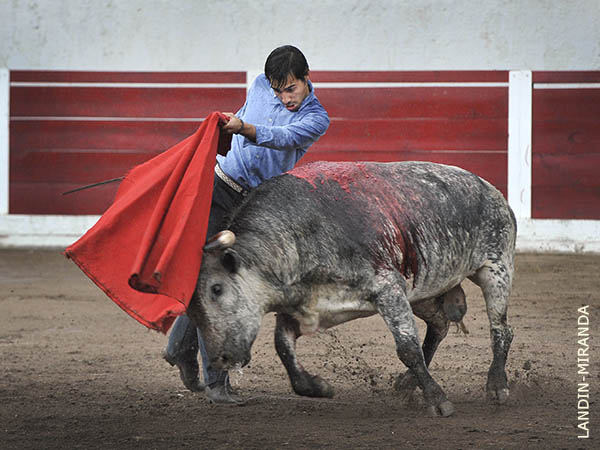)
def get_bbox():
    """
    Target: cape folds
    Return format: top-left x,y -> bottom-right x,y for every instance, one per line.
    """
65,112 -> 230,333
